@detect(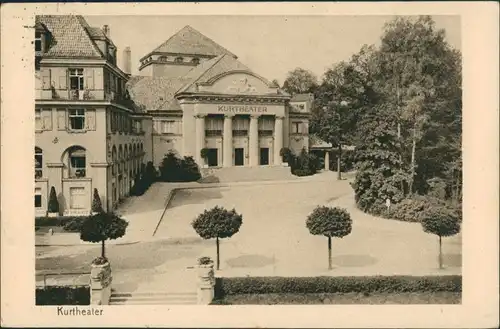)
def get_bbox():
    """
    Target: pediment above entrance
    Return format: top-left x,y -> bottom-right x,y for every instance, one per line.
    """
198,72 -> 278,95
